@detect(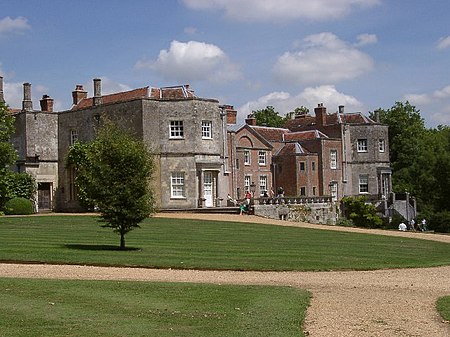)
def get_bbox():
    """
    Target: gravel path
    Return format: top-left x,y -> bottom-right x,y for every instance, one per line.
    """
1,213 -> 450,336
